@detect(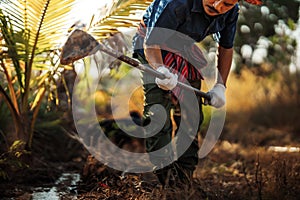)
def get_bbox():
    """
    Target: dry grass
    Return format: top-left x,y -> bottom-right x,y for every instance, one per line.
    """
77,140 -> 300,200
195,140 -> 300,200
222,69 -> 300,146
226,68 -> 285,113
